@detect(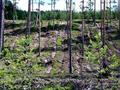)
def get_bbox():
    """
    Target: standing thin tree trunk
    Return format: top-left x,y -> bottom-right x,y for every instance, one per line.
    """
94,0 -> 96,26
65,0 -> 70,73
26,0 -> 31,38
106,0 -> 109,29
100,0 -> 102,42
103,0 -> 106,46
68,0 -> 72,74
38,0 -> 41,56
81,0 -> 85,75
51,0 -> 53,29
100,0 -> 105,47
31,0 -> 33,21
0,0 -> 4,57
32,0 -> 33,11
100,1 -> 104,90
65,0 -> 69,35
118,0 -> 120,32
109,0 -> 112,27
53,0 -> 55,31
82,0 -> 85,57
13,0 -> 16,30
51,0 -> 53,13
